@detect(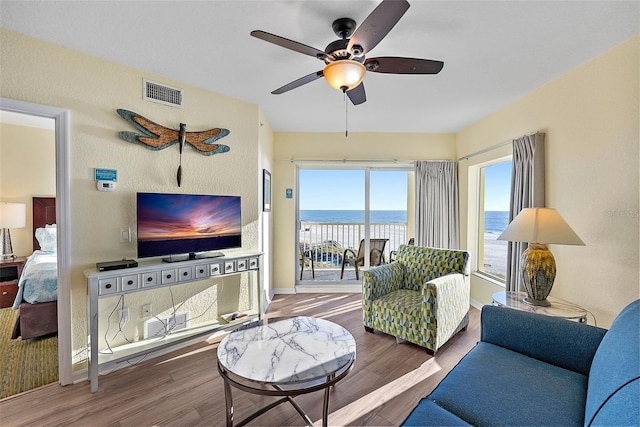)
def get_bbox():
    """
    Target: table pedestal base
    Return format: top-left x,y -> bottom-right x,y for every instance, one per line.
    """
218,362 -> 349,427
